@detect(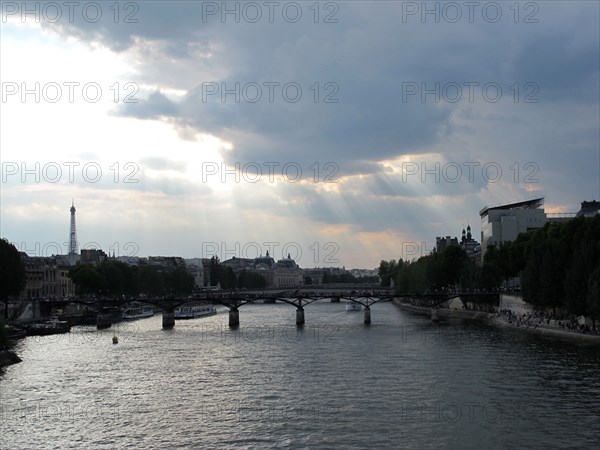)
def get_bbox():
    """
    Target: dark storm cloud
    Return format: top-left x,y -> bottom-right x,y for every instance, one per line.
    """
34,0 -> 599,201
